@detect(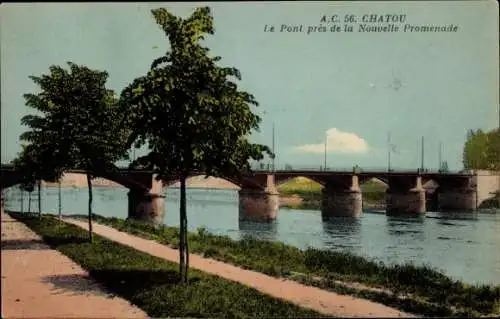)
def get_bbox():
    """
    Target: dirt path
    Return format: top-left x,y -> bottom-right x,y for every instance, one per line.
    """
1,213 -> 147,319
64,218 -> 414,318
